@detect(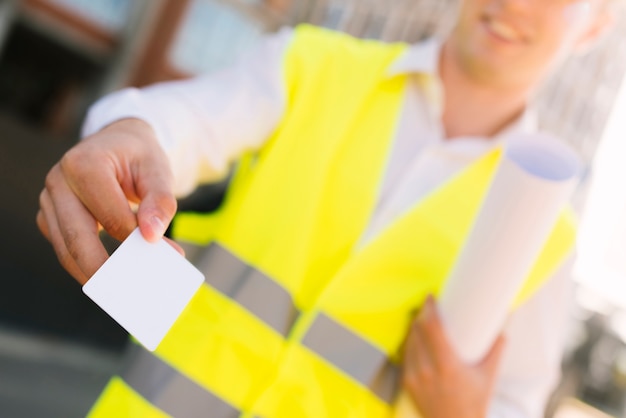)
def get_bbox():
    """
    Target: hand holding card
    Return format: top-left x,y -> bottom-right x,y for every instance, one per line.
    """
83,228 -> 204,351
